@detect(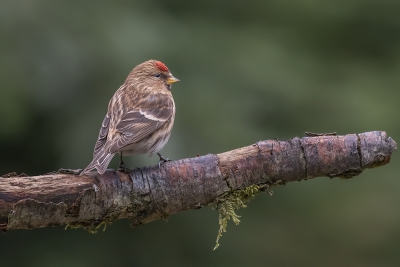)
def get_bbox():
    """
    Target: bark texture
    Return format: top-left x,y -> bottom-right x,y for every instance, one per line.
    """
0,131 -> 396,231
